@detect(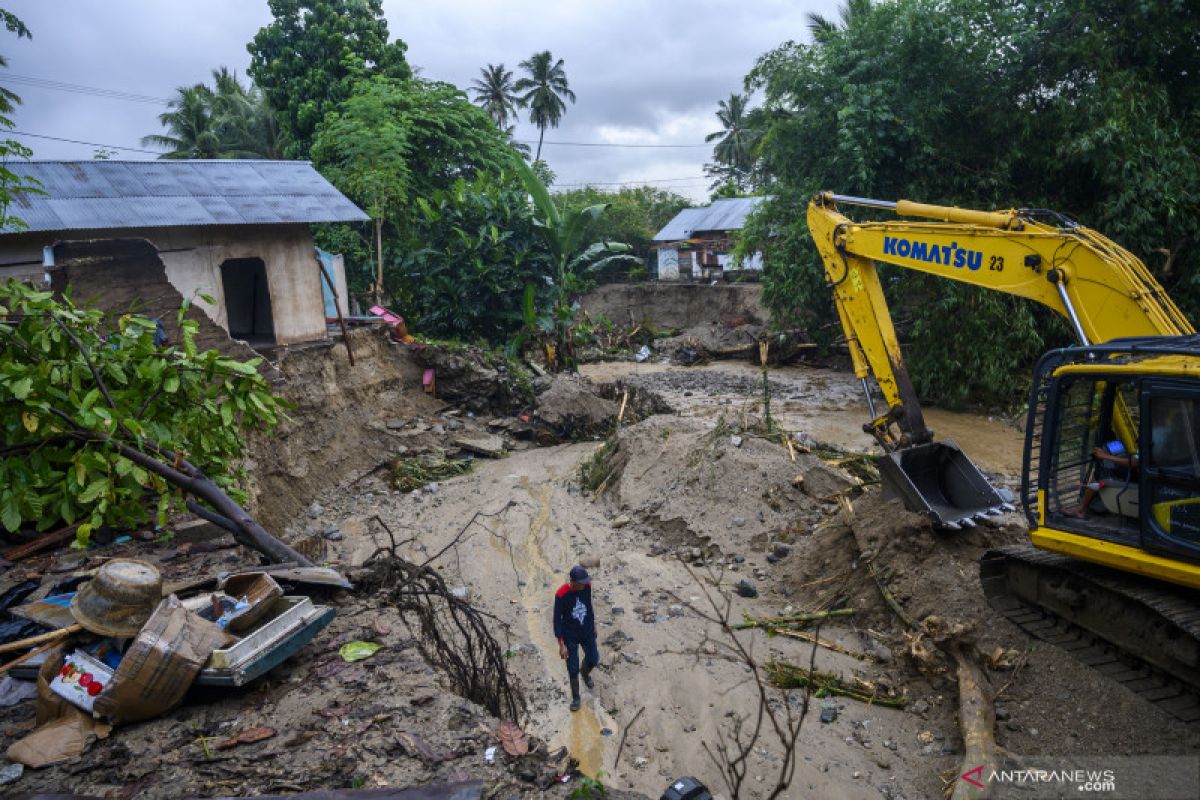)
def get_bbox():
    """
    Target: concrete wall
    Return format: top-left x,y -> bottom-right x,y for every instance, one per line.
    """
0,223 -> 329,346
580,282 -> 767,330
